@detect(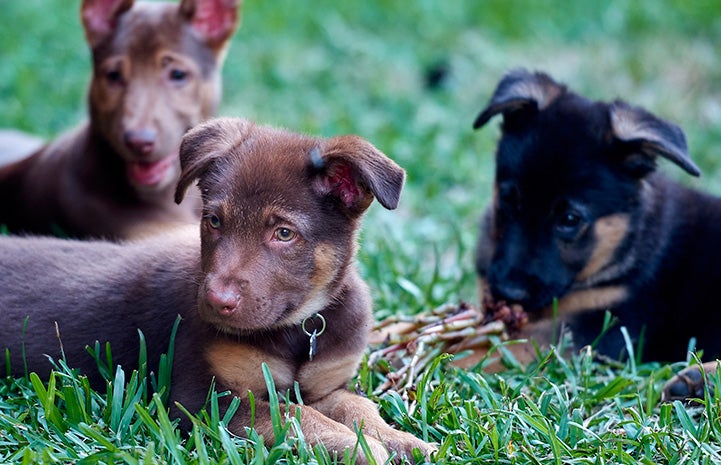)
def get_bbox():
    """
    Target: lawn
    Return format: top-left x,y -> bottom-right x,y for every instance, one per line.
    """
2,0 -> 721,463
